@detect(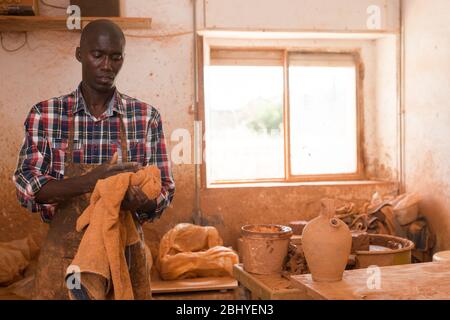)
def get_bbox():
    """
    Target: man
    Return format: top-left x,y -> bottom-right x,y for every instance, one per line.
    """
13,20 -> 175,299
